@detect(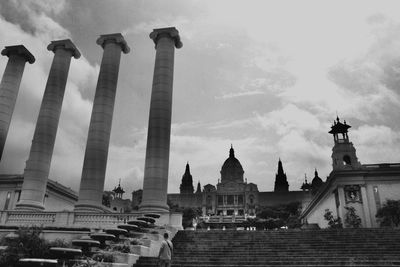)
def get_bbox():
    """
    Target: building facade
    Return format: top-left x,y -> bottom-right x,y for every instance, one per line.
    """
301,117 -> 400,228
135,146 -> 313,216
0,174 -> 77,211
